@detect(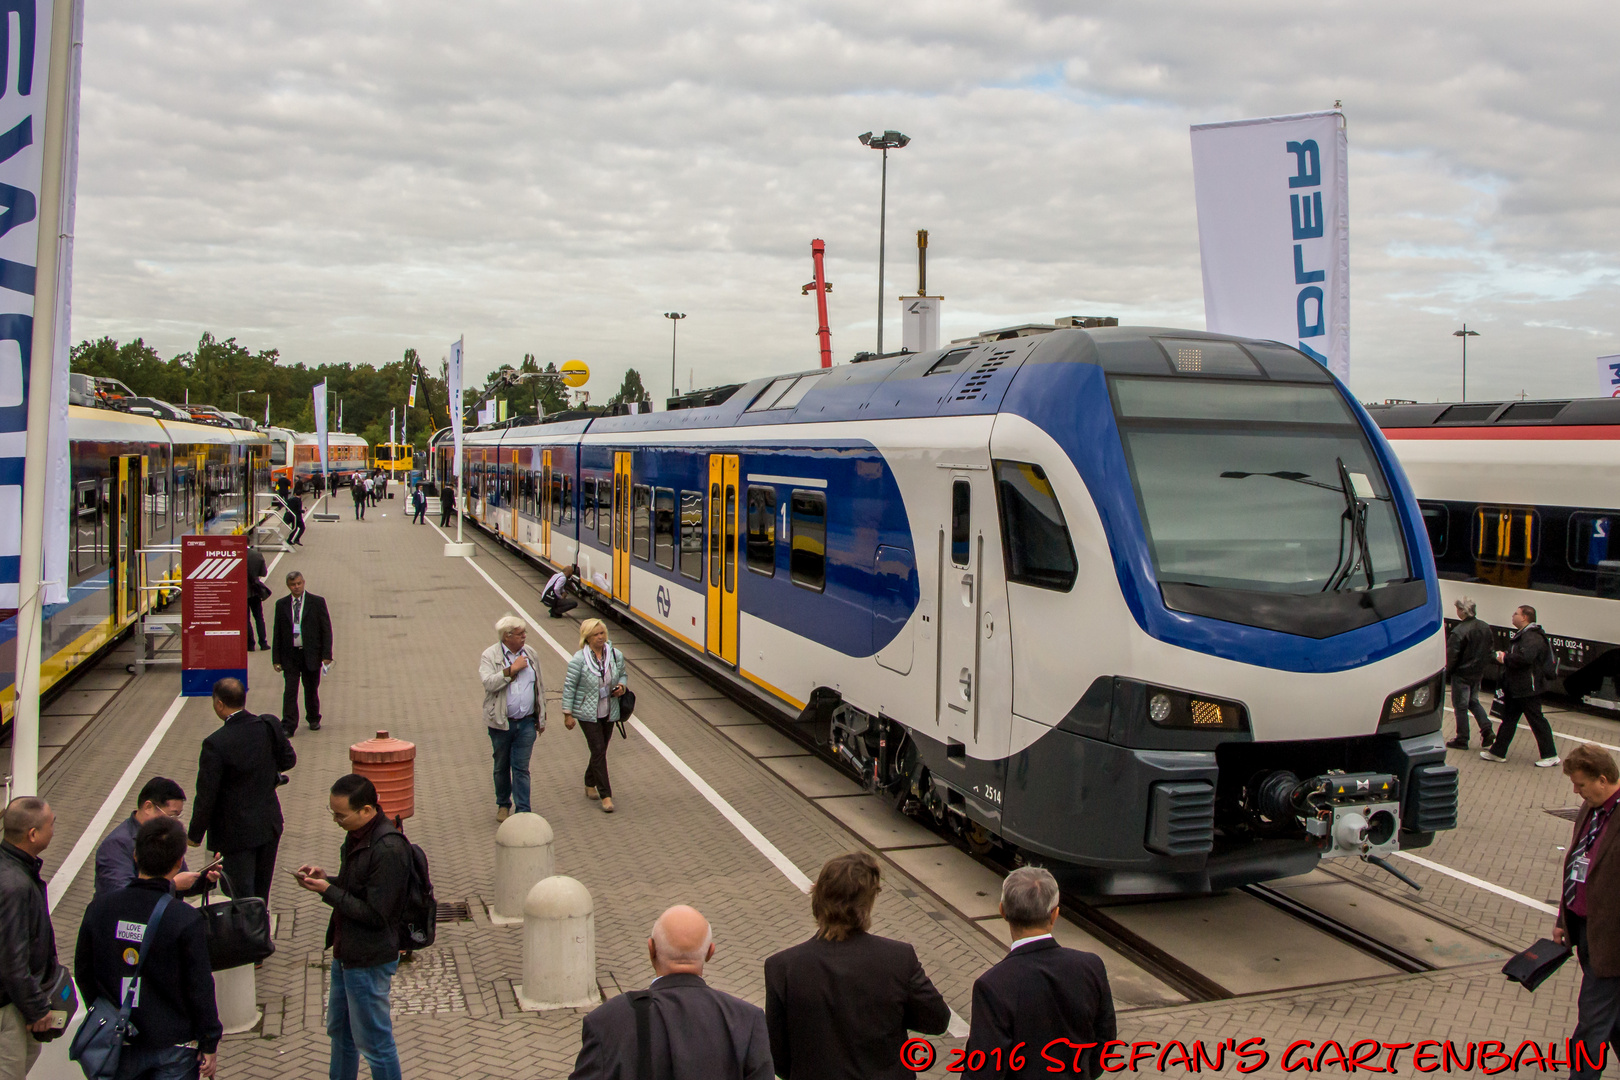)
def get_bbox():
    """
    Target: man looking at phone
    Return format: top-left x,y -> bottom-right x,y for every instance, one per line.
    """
296,775 -> 411,1080
94,777 -> 219,898
188,679 -> 297,902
